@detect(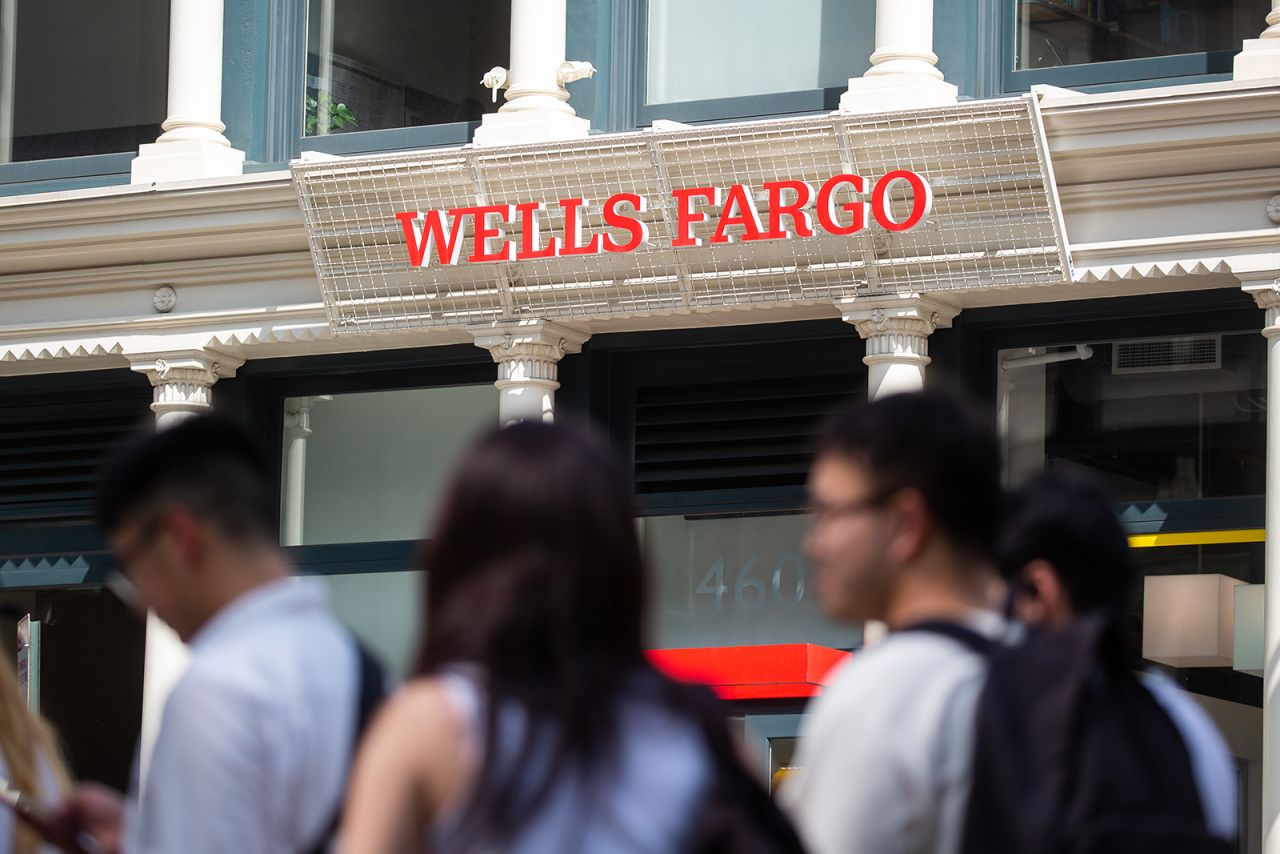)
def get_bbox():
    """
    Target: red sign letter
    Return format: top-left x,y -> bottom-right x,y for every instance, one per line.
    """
464,204 -> 516,263
515,202 -> 559,260
671,187 -> 722,248
559,198 -> 602,256
761,181 -> 815,240
711,184 -> 765,244
395,210 -> 469,267
602,193 -> 649,254
816,175 -> 867,237
872,170 -> 932,232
